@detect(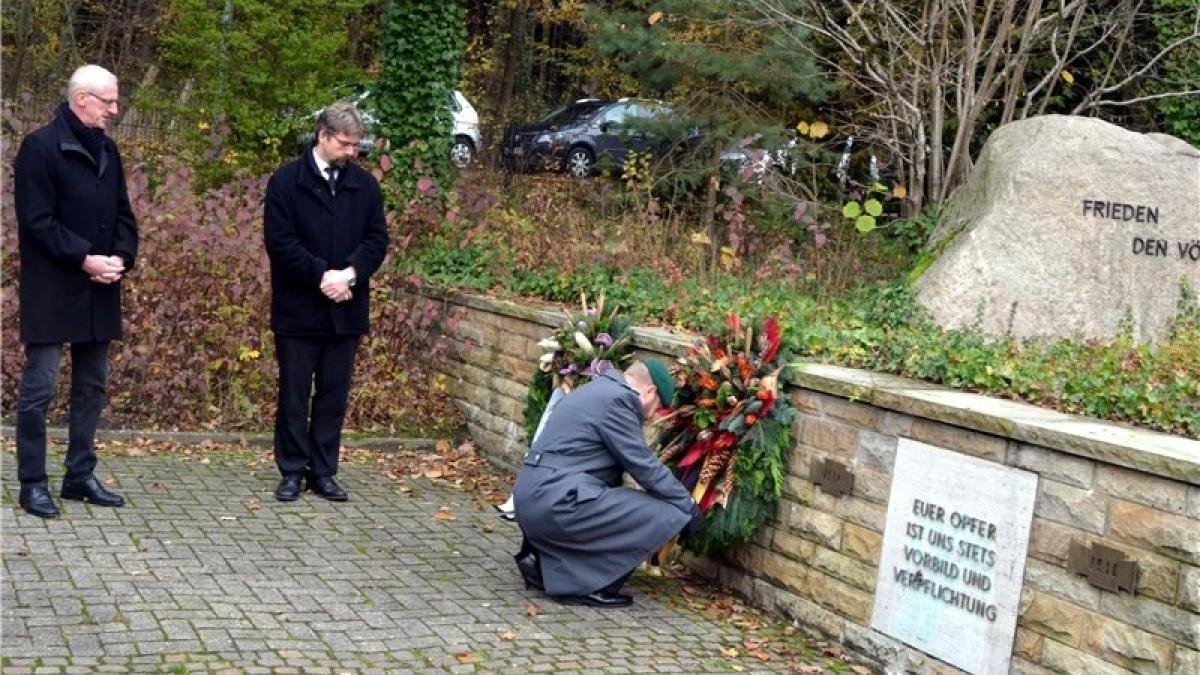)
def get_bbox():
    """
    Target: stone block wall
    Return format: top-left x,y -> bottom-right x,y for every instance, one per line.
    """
433,291 -> 562,471
429,289 -> 1200,674
699,379 -> 1199,674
